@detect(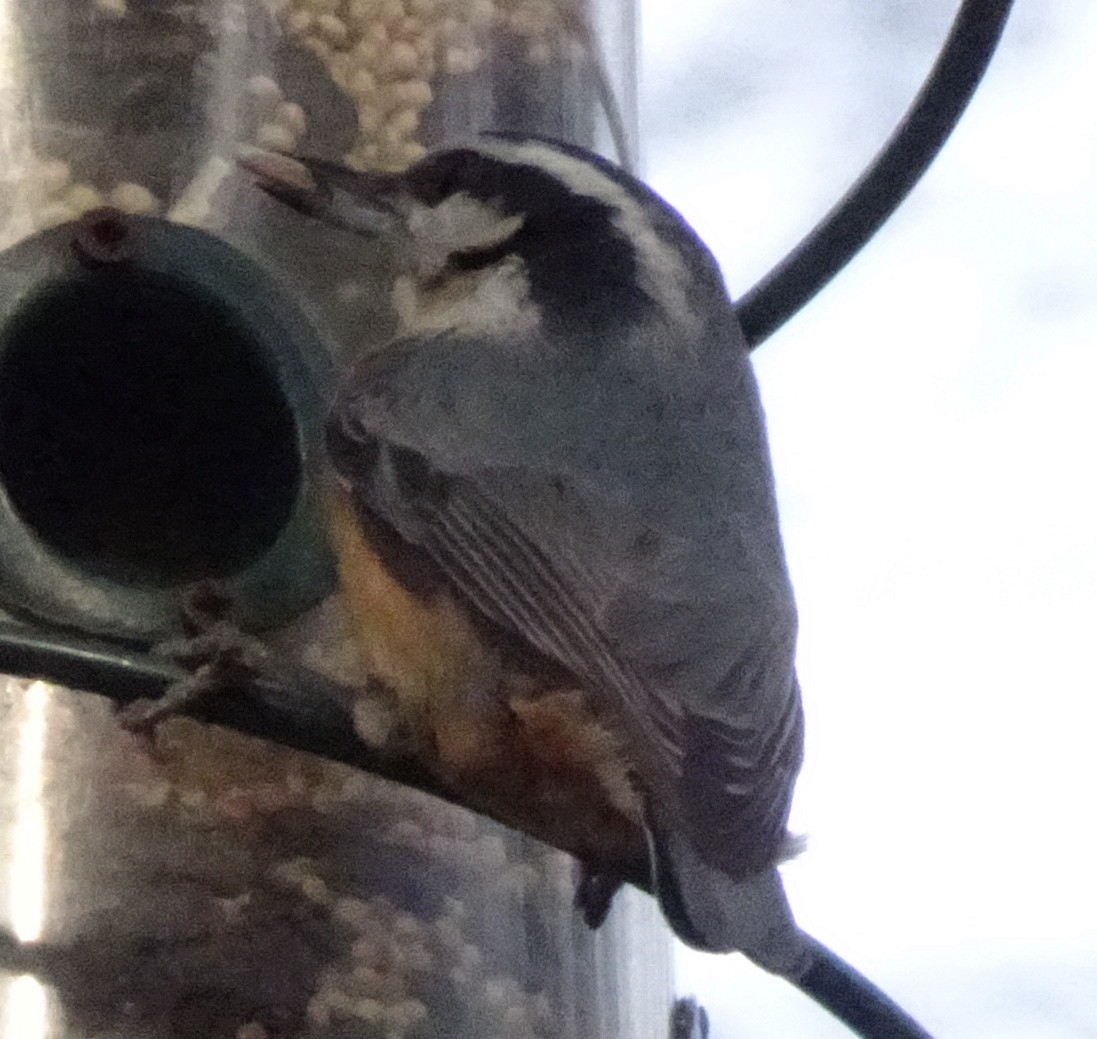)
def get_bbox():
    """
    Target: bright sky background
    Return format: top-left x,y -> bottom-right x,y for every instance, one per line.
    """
640,0 -> 1097,1035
